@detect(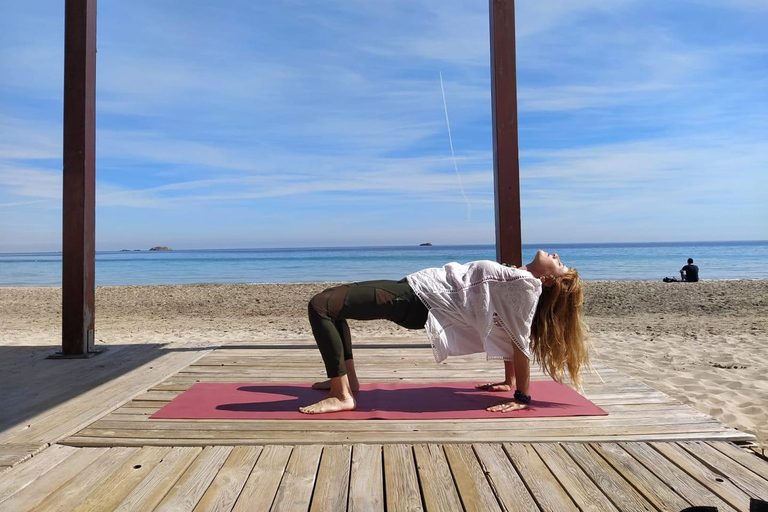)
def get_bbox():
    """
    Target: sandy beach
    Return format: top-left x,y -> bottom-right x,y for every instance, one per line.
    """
2,279 -> 766,448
